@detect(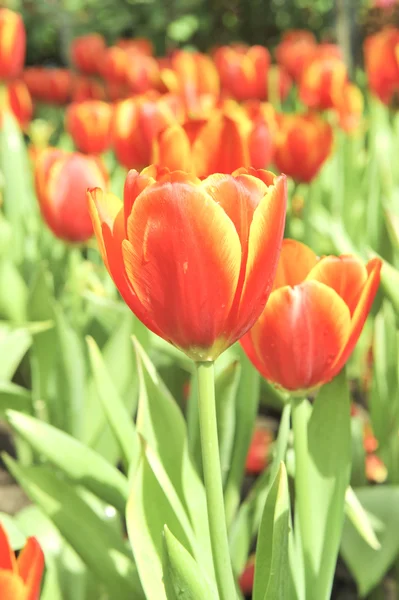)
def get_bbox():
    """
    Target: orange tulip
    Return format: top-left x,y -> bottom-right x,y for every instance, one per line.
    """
364,27 -> 399,105
116,37 -> 153,56
160,50 -> 220,114
5,79 -> 32,127
274,112 -> 333,183
153,110 -> 251,176
214,45 -> 271,101
112,94 -> 180,169
66,100 -> 113,154
334,82 -> 364,133
71,75 -> 106,102
0,523 -> 44,600
23,68 -> 72,105
125,53 -> 161,94
241,239 -> 382,393
0,8 -> 26,81
100,46 -> 129,84
70,34 -> 106,76
276,30 -> 317,81
88,165 -> 286,360
299,46 -> 348,111
35,148 -> 107,242
244,101 -> 277,169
